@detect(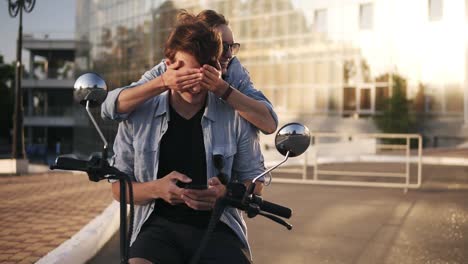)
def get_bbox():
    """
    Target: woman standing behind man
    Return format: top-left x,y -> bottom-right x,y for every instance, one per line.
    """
101,9 -> 278,134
